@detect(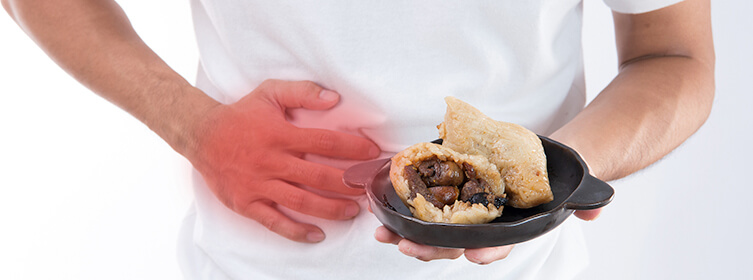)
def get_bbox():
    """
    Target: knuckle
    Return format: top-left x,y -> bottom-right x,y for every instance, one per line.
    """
257,126 -> 286,145
314,132 -> 337,152
260,79 -> 278,88
230,195 -> 248,214
246,152 -> 267,170
304,166 -> 328,187
257,213 -> 281,232
283,191 -> 306,212
285,161 -> 308,182
322,202 -> 344,219
254,80 -> 276,98
248,151 -> 280,173
299,81 -> 321,94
